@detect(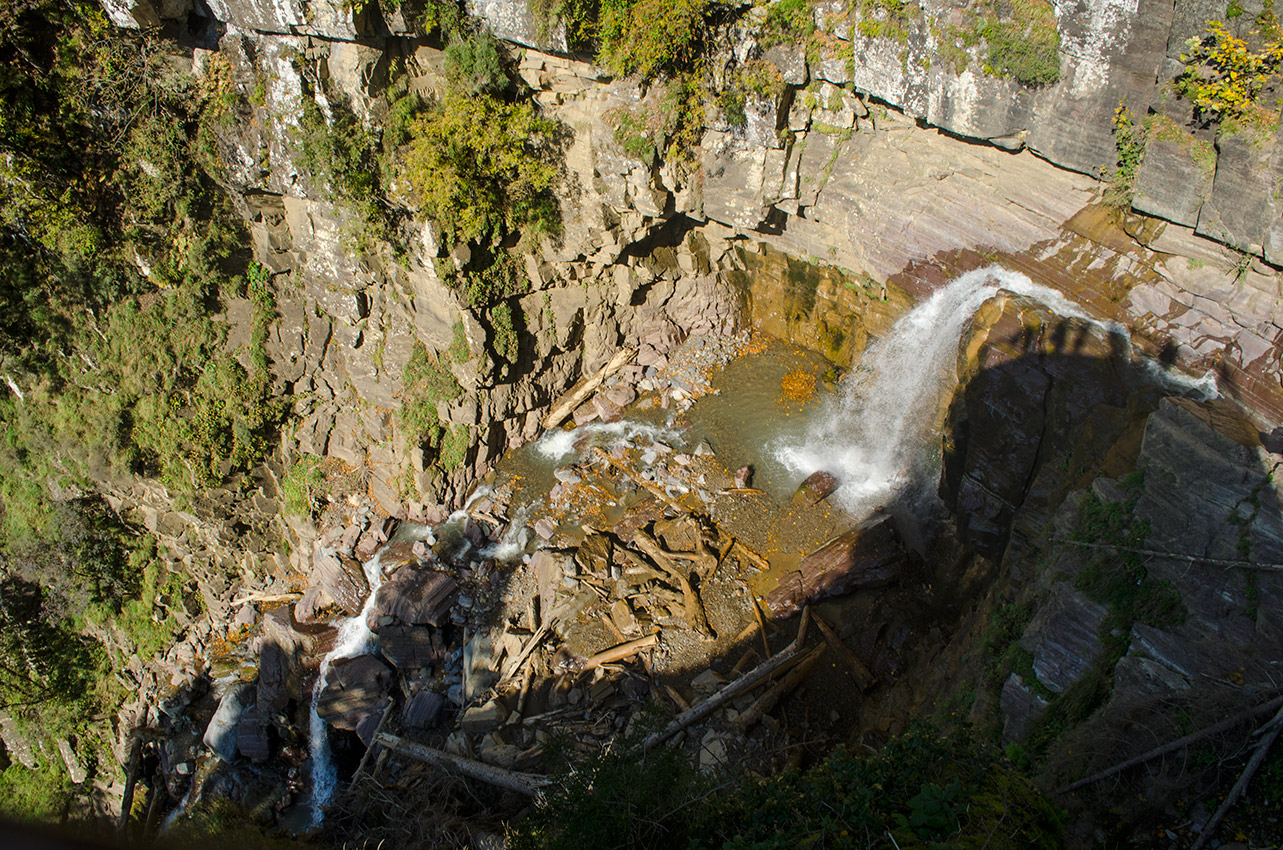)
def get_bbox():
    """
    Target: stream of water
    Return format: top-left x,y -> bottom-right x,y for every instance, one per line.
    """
306,547 -> 388,828
773,265 -> 1220,519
